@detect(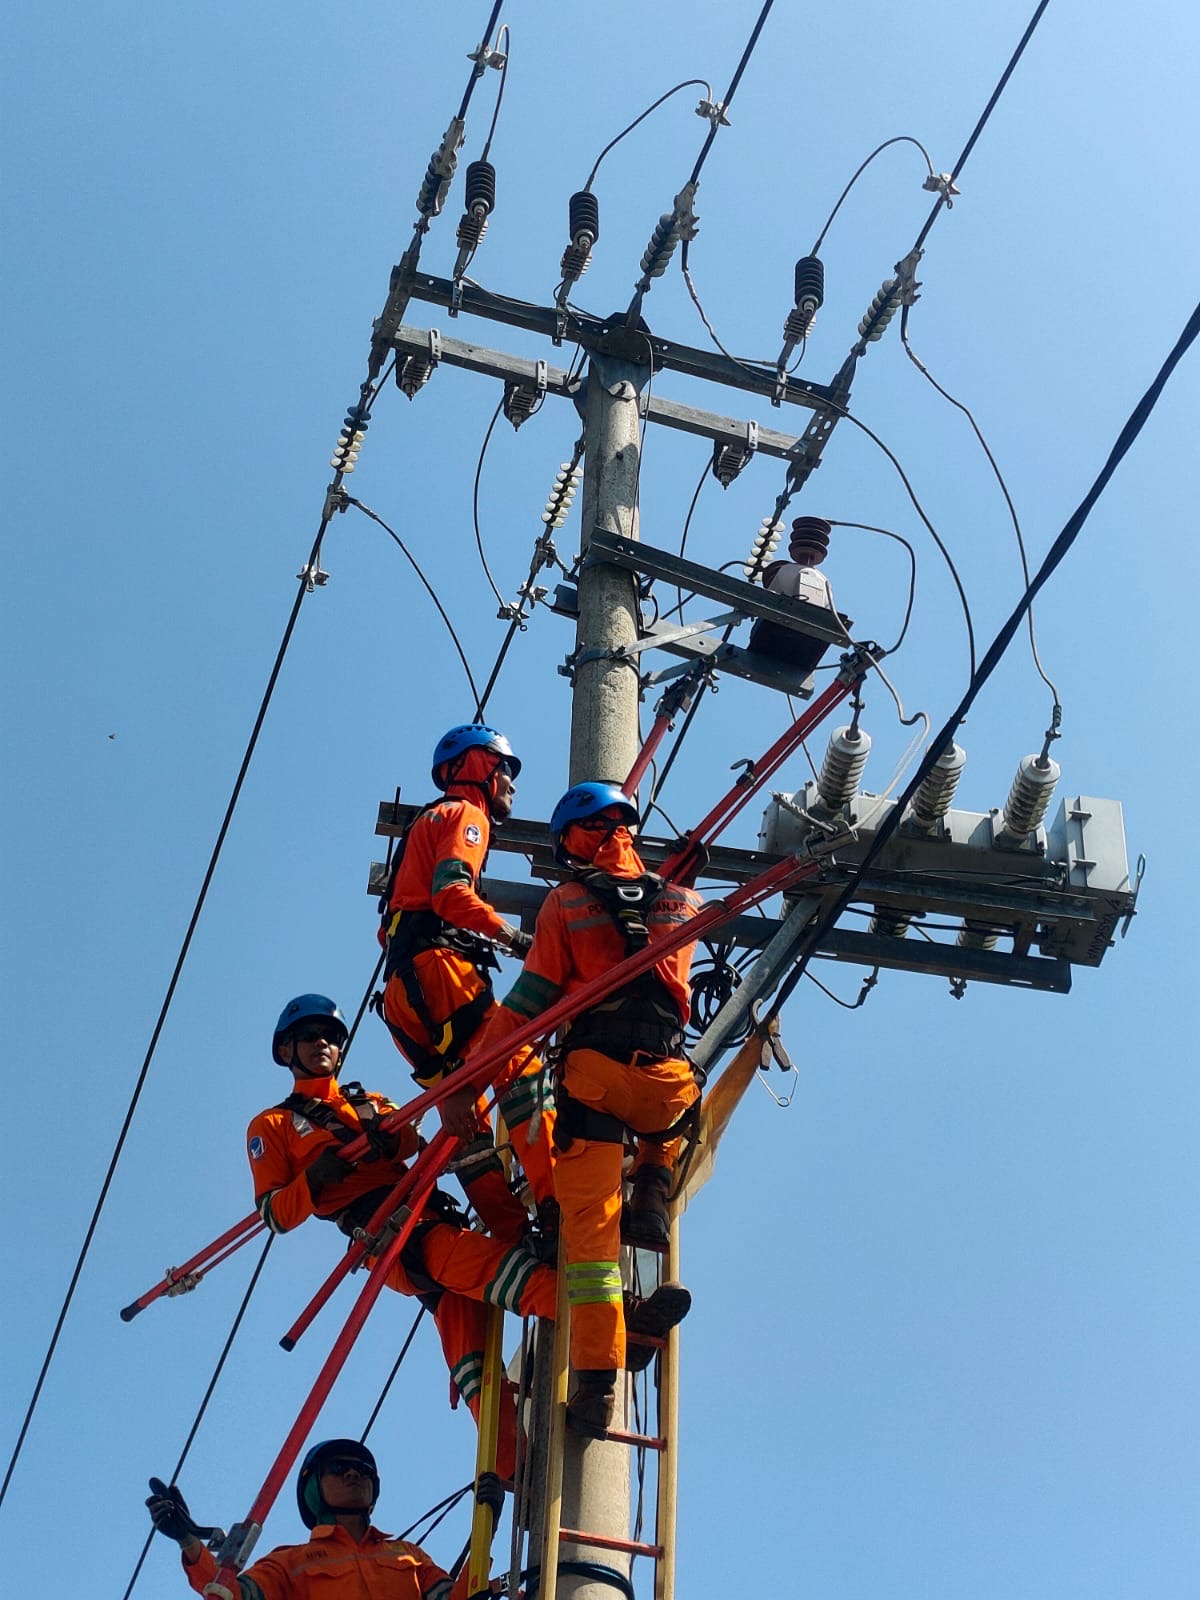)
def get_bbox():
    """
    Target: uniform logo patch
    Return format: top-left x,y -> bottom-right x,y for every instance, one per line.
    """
249,1136 -> 265,1159
465,823 -> 482,845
